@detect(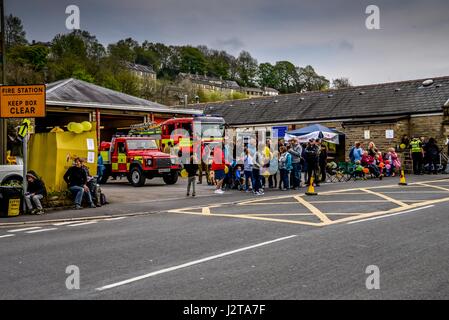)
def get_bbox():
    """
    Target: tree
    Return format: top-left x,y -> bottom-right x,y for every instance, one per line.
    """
179,46 -> 207,75
108,38 -> 139,62
257,62 -> 277,88
135,46 -> 160,72
5,14 -> 27,49
48,30 -> 104,81
273,61 -> 297,93
297,65 -> 330,92
332,77 -> 352,89
7,44 -> 49,71
236,51 -> 258,87
115,70 -> 140,96
205,50 -> 232,79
